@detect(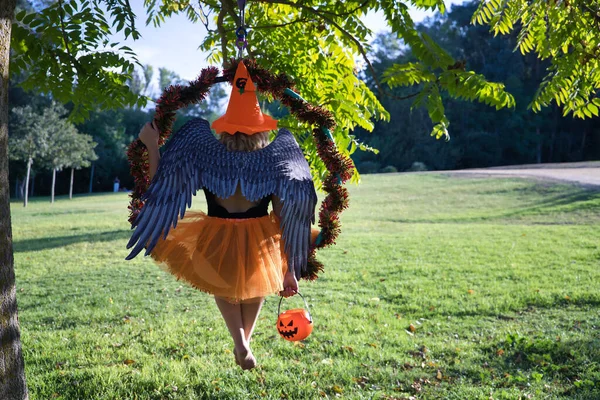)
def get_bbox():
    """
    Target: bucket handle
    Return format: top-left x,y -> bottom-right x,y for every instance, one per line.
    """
278,292 -> 313,323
